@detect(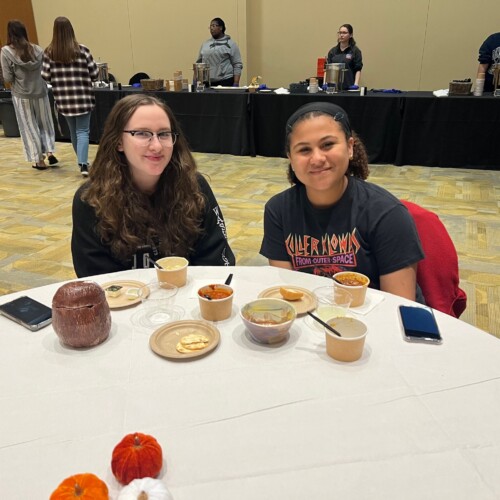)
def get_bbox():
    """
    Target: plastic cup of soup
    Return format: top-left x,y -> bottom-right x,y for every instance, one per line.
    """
325,316 -> 368,362
198,284 -> 234,321
332,272 -> 370,307
156,256 -> 189,287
